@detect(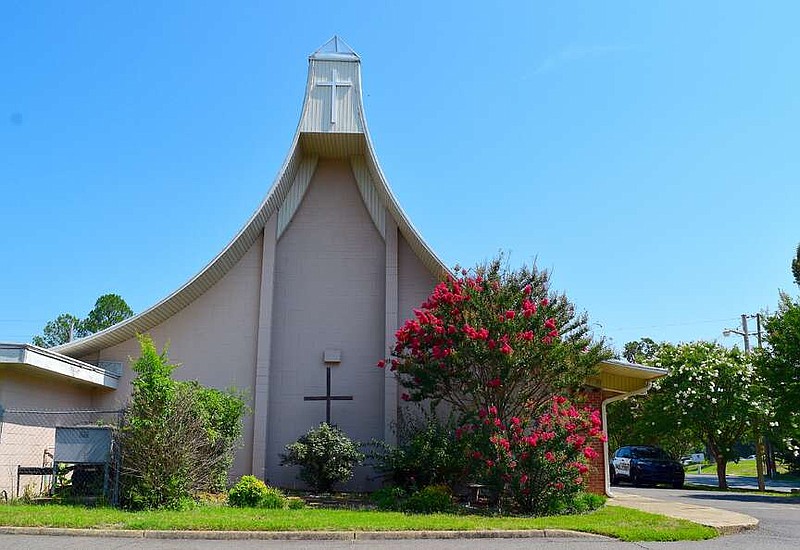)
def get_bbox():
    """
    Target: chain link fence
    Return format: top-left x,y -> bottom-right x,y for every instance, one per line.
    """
0,408 -> 123,505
